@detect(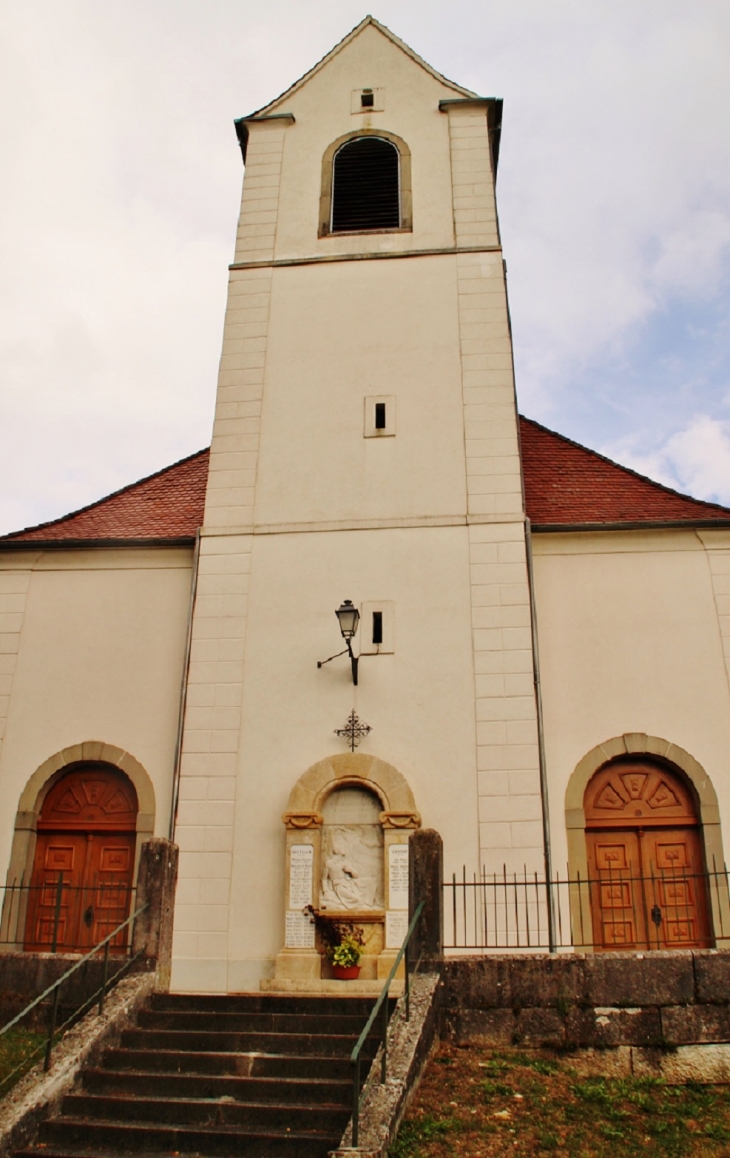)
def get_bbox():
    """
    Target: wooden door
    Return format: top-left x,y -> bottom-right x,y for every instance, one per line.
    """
24,765 -> 137,953
585,760 -> 712,951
